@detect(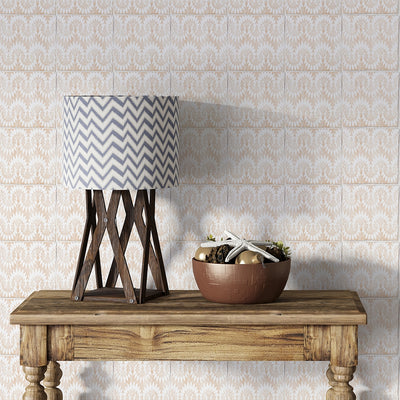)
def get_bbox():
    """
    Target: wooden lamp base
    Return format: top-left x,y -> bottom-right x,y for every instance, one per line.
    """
71,189 -> 169,304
